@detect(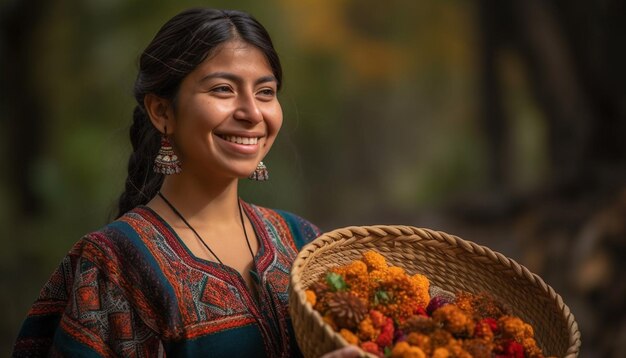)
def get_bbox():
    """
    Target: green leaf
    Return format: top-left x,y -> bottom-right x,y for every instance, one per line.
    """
374,290 -> 390,305
384,346 -> 393,357
326,272 -> 348,292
